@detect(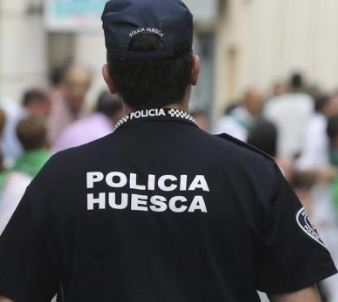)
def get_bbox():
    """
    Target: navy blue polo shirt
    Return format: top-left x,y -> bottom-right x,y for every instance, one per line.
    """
0,108 -> 336,302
